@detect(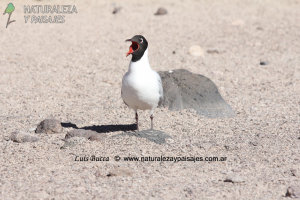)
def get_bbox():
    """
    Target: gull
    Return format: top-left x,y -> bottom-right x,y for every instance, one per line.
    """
121,35 -> 163,131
